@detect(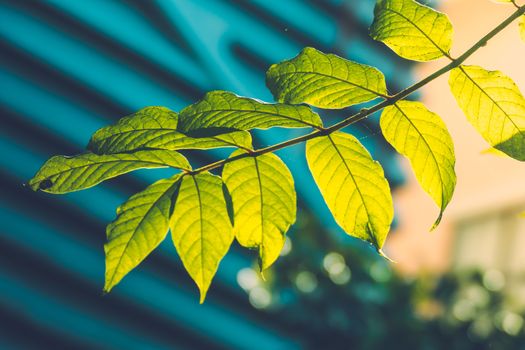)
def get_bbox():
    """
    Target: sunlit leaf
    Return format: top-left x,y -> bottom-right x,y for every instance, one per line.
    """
222,150 -> 296,270
104,175 -> 182,292
265,47 -> 387,109
170,173 -> 234,302
370,0 -> 454,61
380,101 -> 456,227
178,90 -> 323,132
306,131 -> 393,251
449,65 -> 525,161
29,150 -> 190,194
88,106 -> 252,154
